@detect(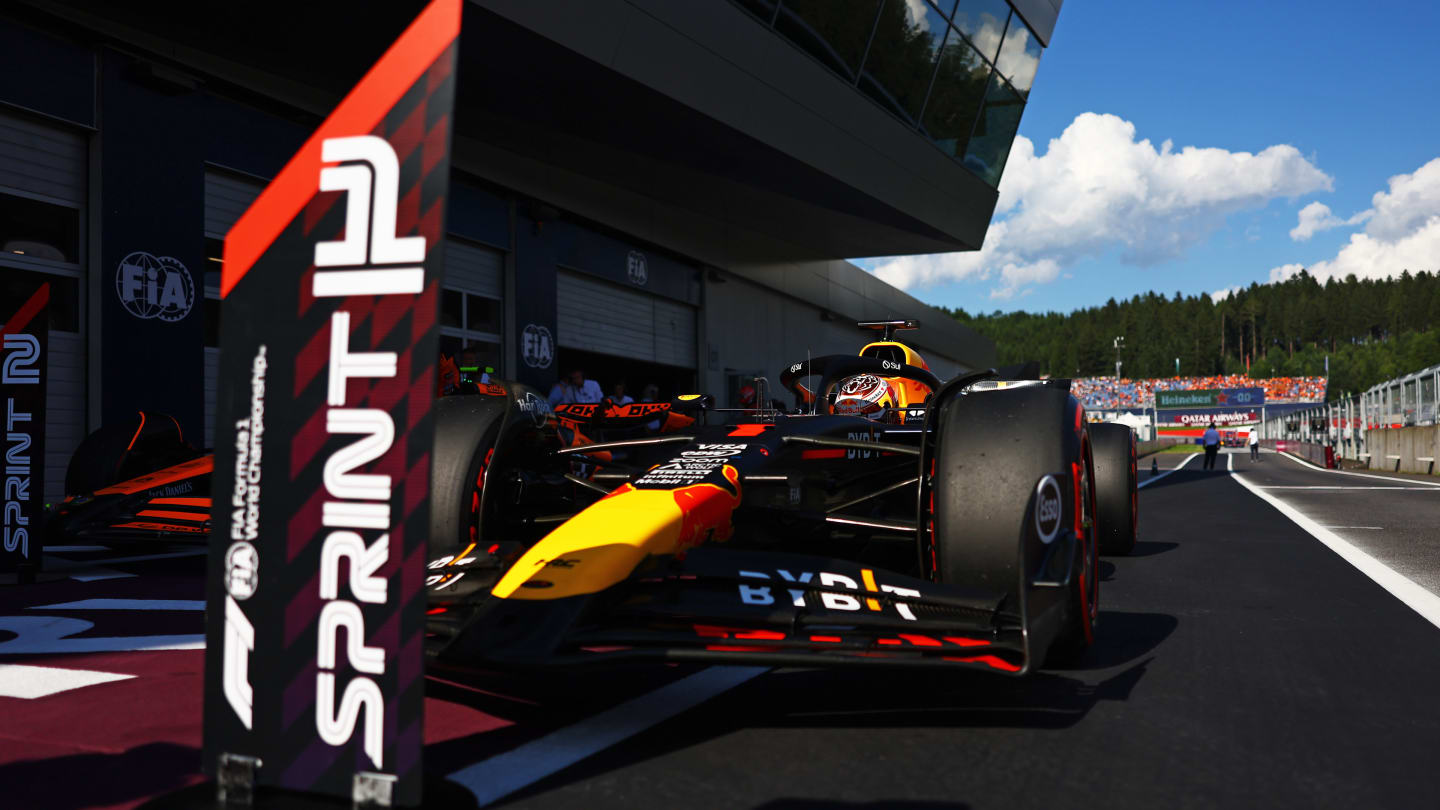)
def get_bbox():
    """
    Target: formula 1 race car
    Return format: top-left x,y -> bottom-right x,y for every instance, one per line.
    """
50,321 -> 1138,674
